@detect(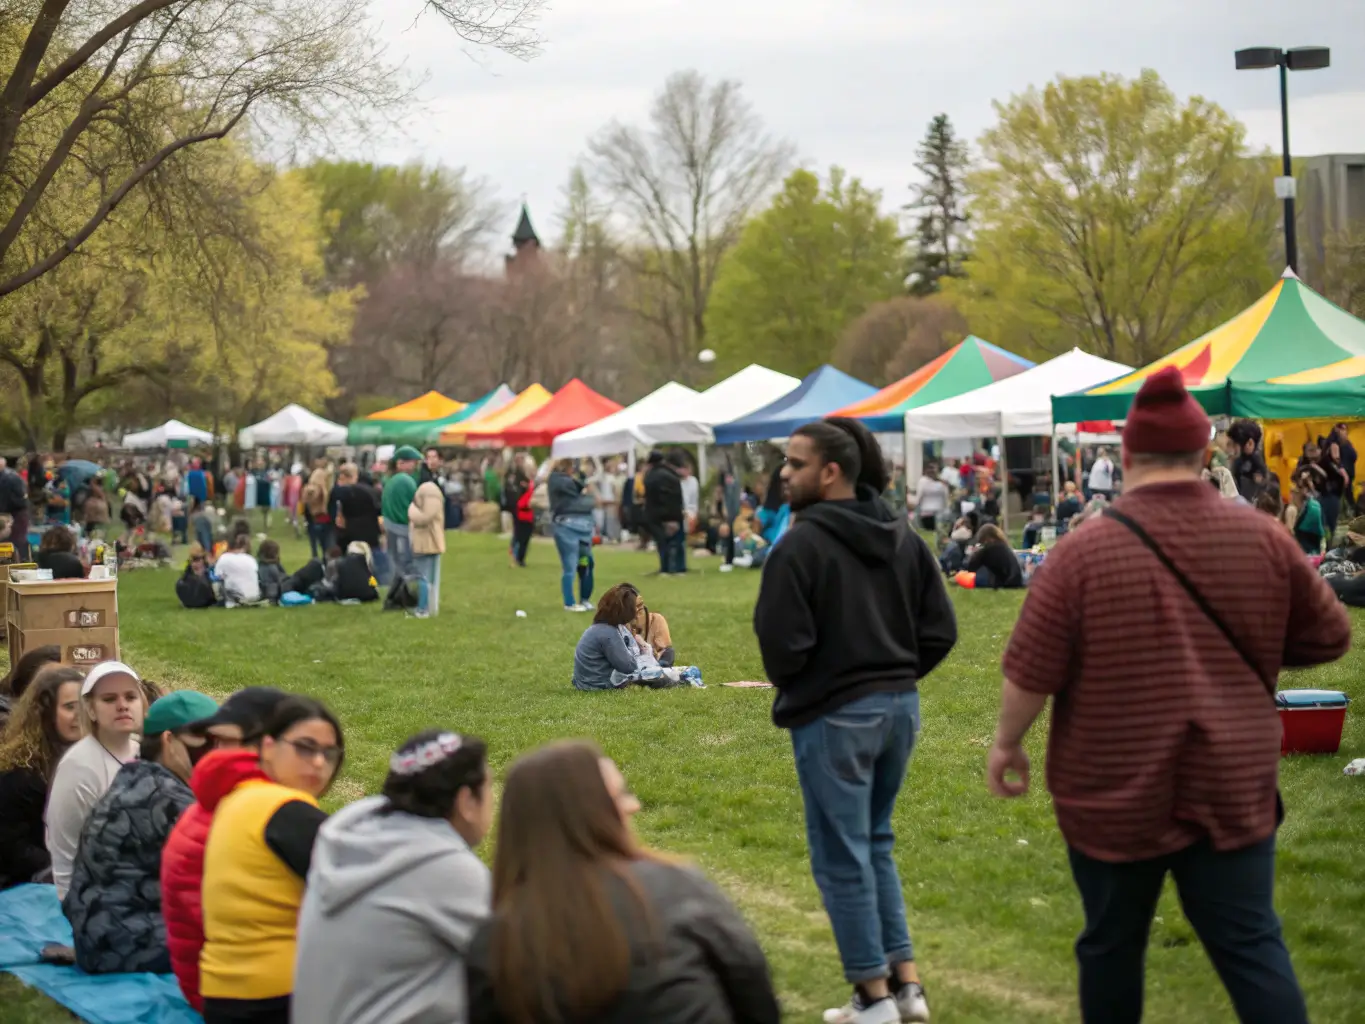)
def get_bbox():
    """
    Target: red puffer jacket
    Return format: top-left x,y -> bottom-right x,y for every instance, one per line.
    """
160,750 -> 267,1010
